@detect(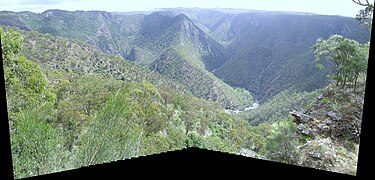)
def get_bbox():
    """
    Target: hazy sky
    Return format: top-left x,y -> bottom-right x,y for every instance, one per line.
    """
0,0 -> 366,17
